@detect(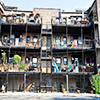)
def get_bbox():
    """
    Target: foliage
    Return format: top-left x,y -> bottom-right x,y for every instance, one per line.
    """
90,74 -> 100,94
19,63 -> 27,70
13,54 -> 21,65
1,52 -> 6,64
7,63 -> 13,69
